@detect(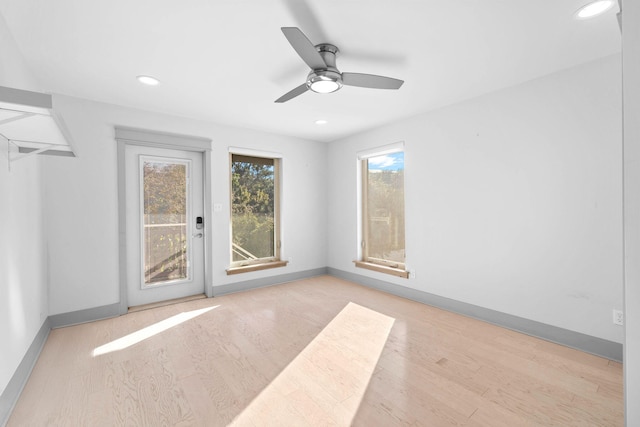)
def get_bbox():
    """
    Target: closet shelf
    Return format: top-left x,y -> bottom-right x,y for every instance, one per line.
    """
0,85 -> 75,170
